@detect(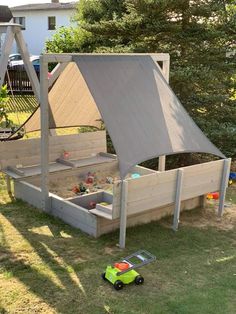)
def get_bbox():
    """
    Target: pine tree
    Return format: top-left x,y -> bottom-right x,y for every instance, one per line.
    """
46,0 -> 236,157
